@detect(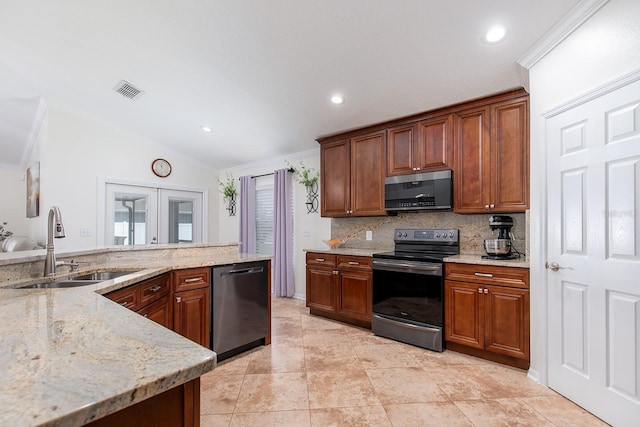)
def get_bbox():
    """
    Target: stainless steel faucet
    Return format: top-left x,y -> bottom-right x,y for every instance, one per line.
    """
44,206 -> 66,276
